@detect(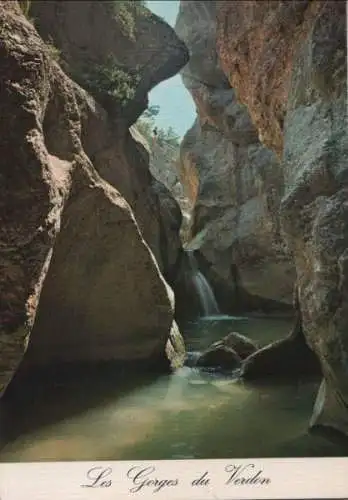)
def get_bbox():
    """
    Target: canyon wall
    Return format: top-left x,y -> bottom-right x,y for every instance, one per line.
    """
148,139 -> 193,244
216,0 -> 347,436
0,0 -> 188,394
176,0 -> 347,436
175,1 -> 295,314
